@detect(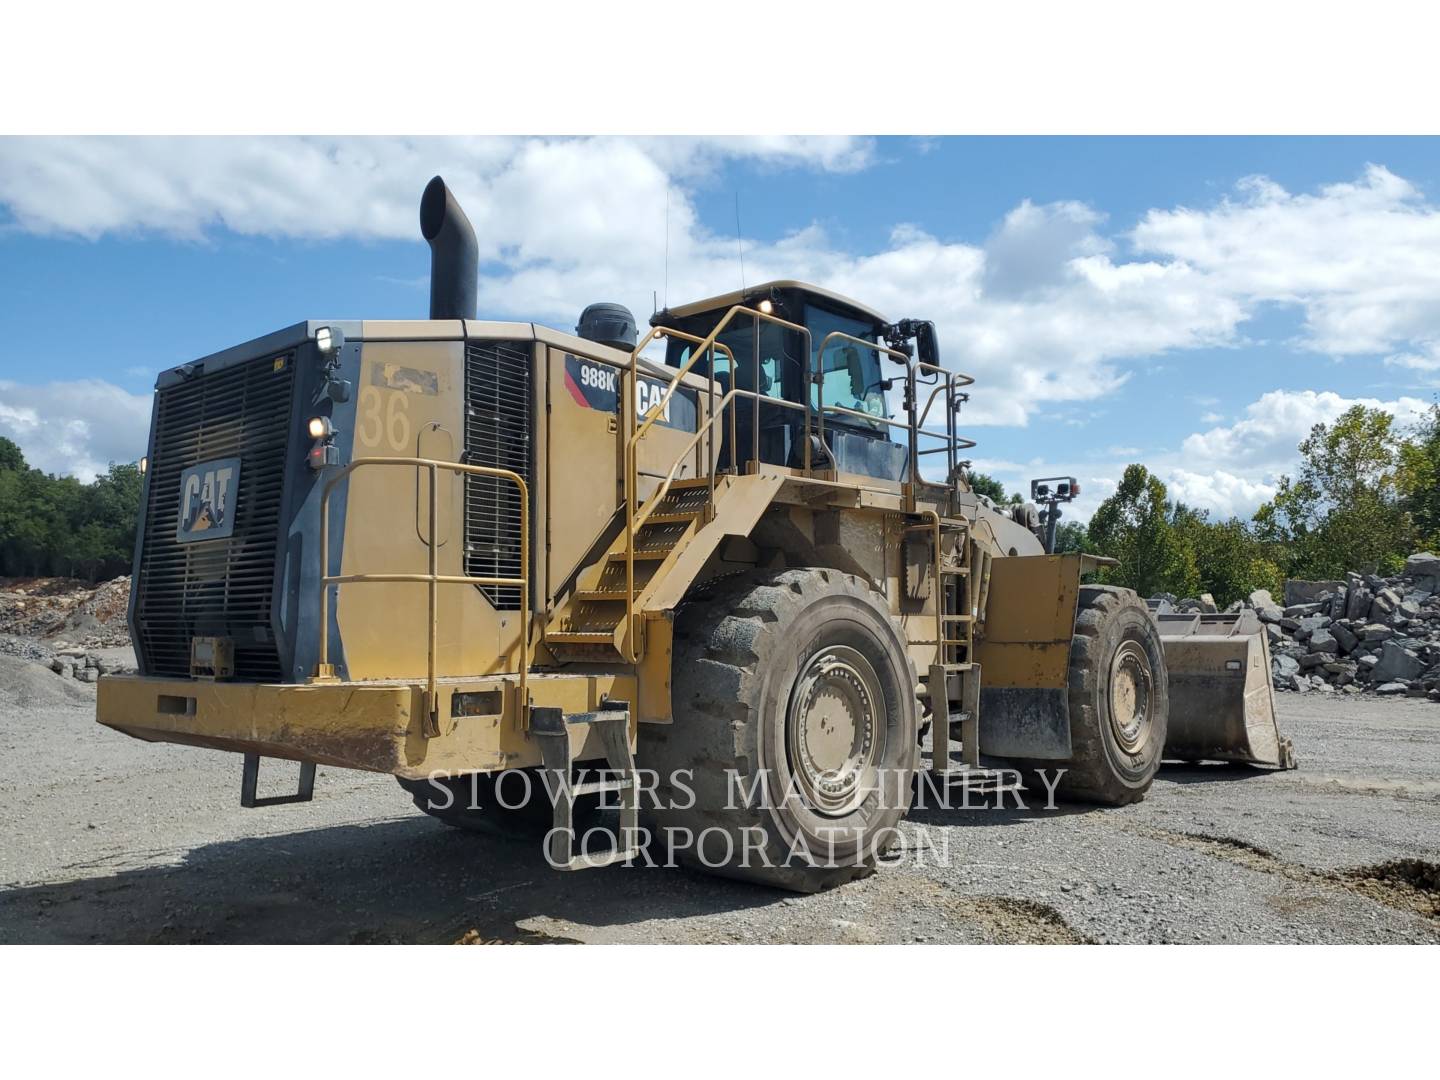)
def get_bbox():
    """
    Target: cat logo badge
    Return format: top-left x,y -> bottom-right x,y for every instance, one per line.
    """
176,458 -> 240,543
